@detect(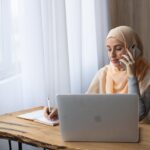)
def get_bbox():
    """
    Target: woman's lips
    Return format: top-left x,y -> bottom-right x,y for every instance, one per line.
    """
111,59 -> 119,64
